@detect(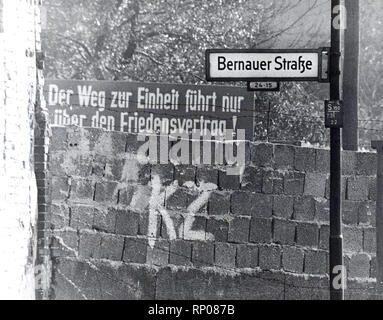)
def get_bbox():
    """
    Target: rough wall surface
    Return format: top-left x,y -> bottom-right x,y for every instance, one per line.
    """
33,2 -> 51,300
49,126 -> 377,300
0,0 -> 40,300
